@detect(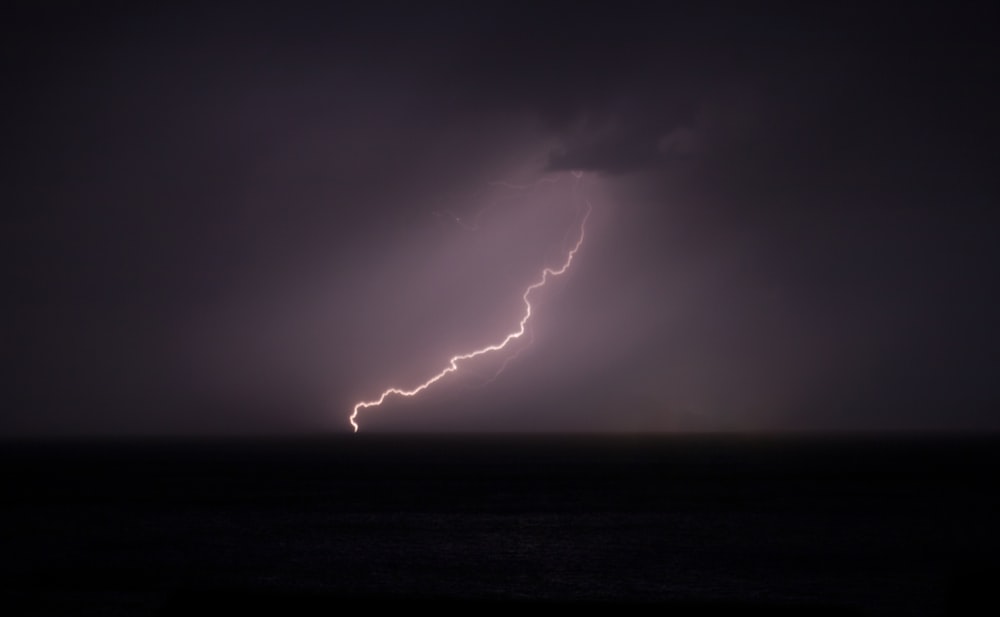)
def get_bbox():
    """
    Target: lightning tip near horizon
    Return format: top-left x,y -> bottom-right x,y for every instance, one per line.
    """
348,173 -> 592,433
